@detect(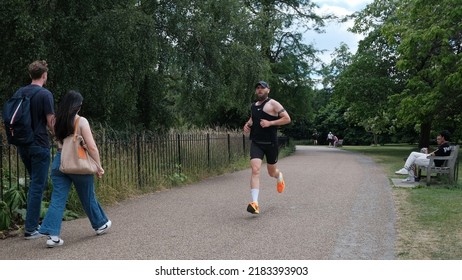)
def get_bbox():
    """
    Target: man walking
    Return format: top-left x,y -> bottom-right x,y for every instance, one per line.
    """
243,81 -> 291,214
16,60 -> 55,239
327,131 -> 334,147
